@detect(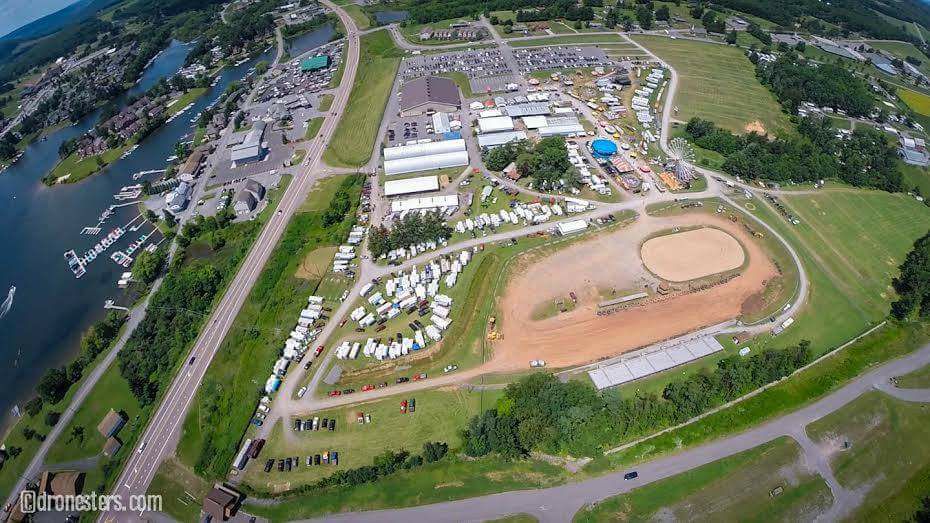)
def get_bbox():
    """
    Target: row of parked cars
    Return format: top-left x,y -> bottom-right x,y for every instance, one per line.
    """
264,452 -> 340,472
